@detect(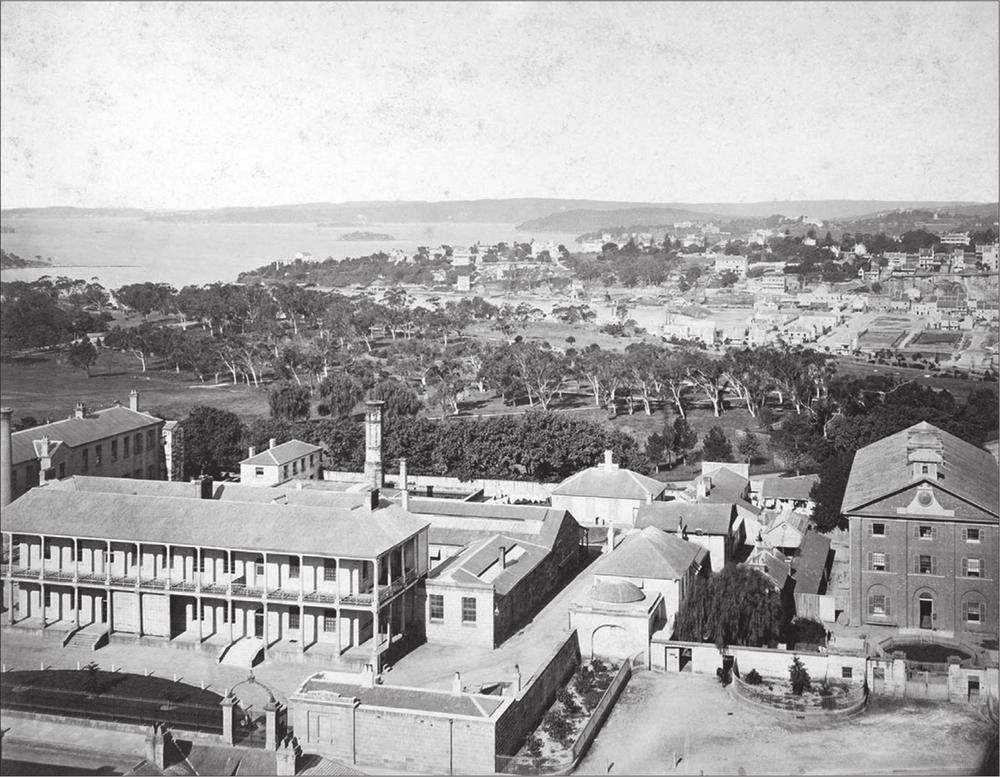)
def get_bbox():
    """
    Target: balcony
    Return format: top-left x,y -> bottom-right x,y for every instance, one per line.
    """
302,590 -> 339,605
340,591 -> 374,607
230,583 -> 264,599
378,569 -> 420,602
200,582 -> 228,595
76,572 -> 107,584
267,588 -> 300,601
139,577 -> 168,590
